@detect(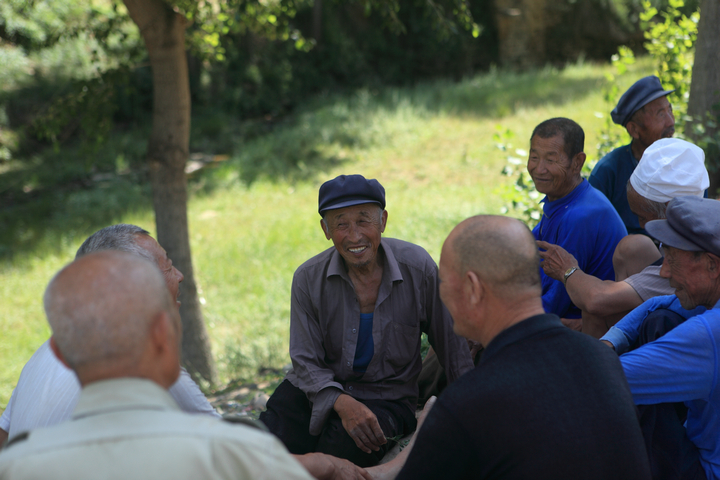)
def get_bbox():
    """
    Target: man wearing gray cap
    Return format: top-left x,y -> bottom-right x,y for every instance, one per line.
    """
260,174 -> 473,467
539,138 -> 708,337
600,196 -> 720,480
589,75 -> 675,235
